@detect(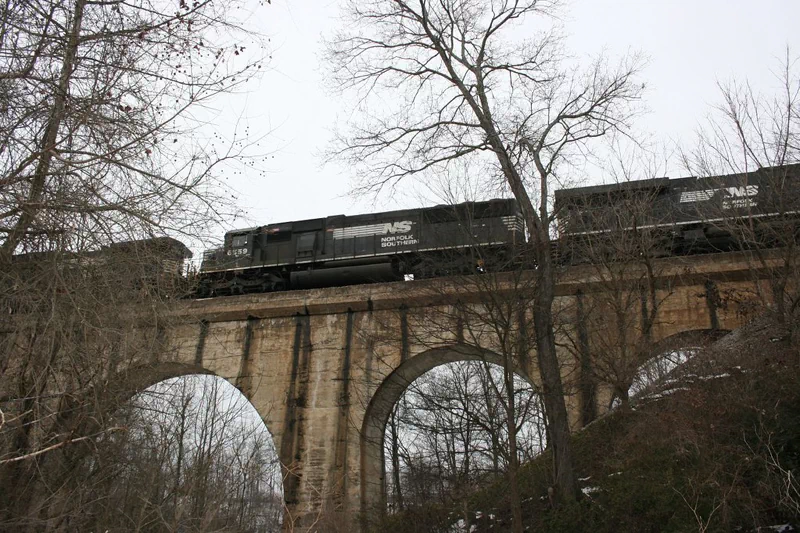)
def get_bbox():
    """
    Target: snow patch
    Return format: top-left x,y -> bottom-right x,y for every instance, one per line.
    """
643,387 -> 690,400
449,518 -> 478,532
